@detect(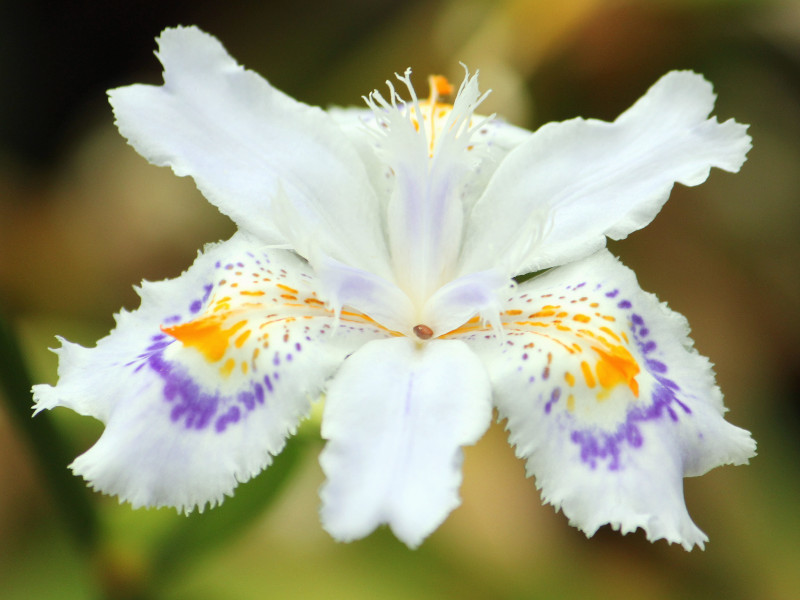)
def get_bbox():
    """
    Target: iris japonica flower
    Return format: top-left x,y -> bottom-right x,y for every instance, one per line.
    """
34,26 -> 756,550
